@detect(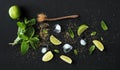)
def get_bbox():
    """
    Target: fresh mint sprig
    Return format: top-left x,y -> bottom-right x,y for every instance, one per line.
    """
9,18 -> 39,55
